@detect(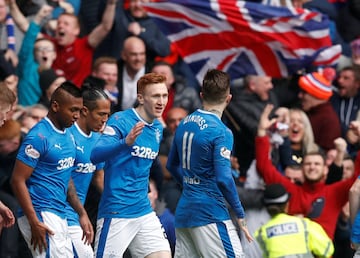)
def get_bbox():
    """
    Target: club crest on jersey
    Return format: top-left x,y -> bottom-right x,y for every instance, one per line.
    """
25,145 -> 40,159
103,125 -> 116,136
220,147 -> 231,160
155,128 -> 161,144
